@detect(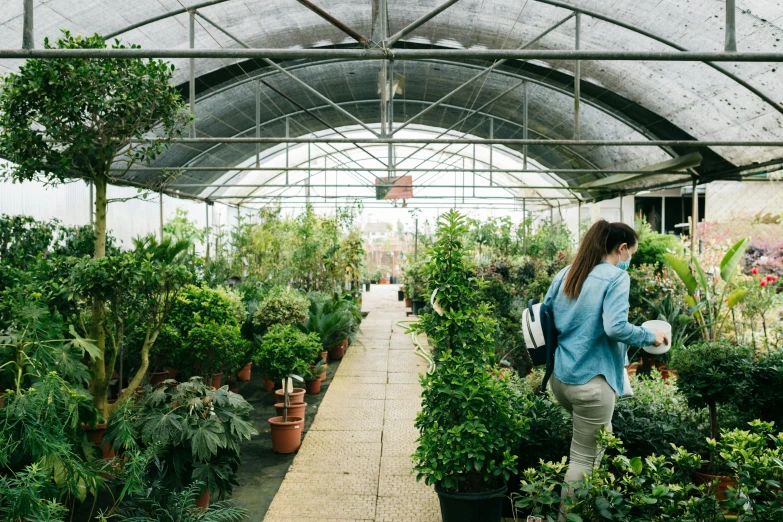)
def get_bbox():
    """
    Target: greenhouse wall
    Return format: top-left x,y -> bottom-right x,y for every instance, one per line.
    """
705,181 -> 783,223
